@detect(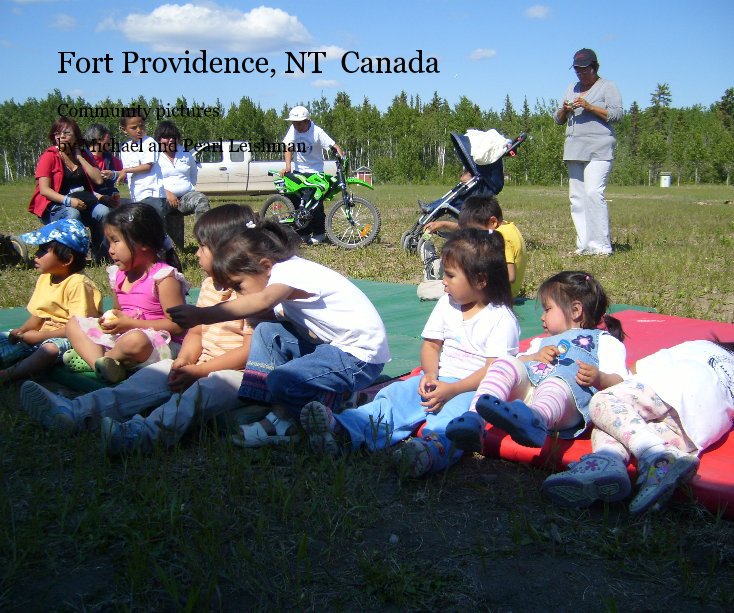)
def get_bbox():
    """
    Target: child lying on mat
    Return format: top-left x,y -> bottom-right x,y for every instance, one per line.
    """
542,339 -> 734,515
